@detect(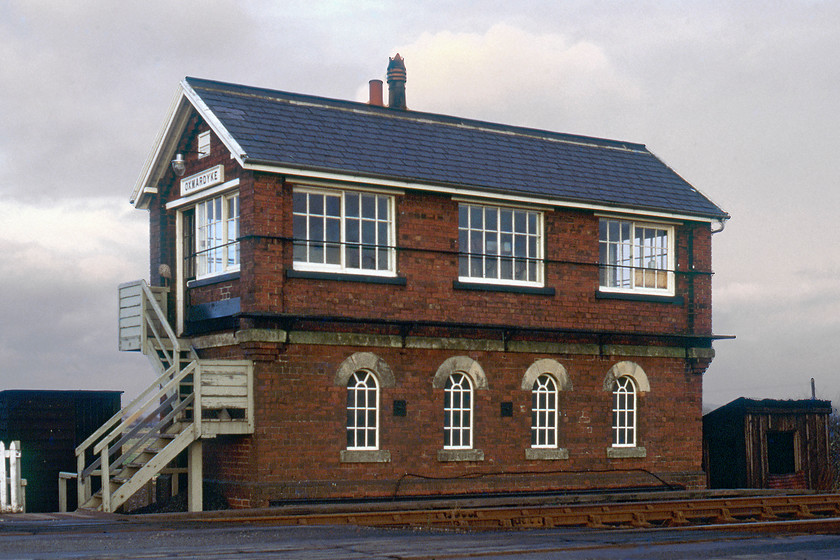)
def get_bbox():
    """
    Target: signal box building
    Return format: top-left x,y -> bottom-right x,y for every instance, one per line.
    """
91,57 -> 729,511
